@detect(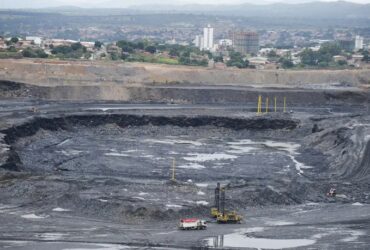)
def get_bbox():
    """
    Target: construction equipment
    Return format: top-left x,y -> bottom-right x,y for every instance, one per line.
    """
211,182 -> 221,217
211,183 -> 242,224
179,218 -> 207,230
217,211 -> 242,224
